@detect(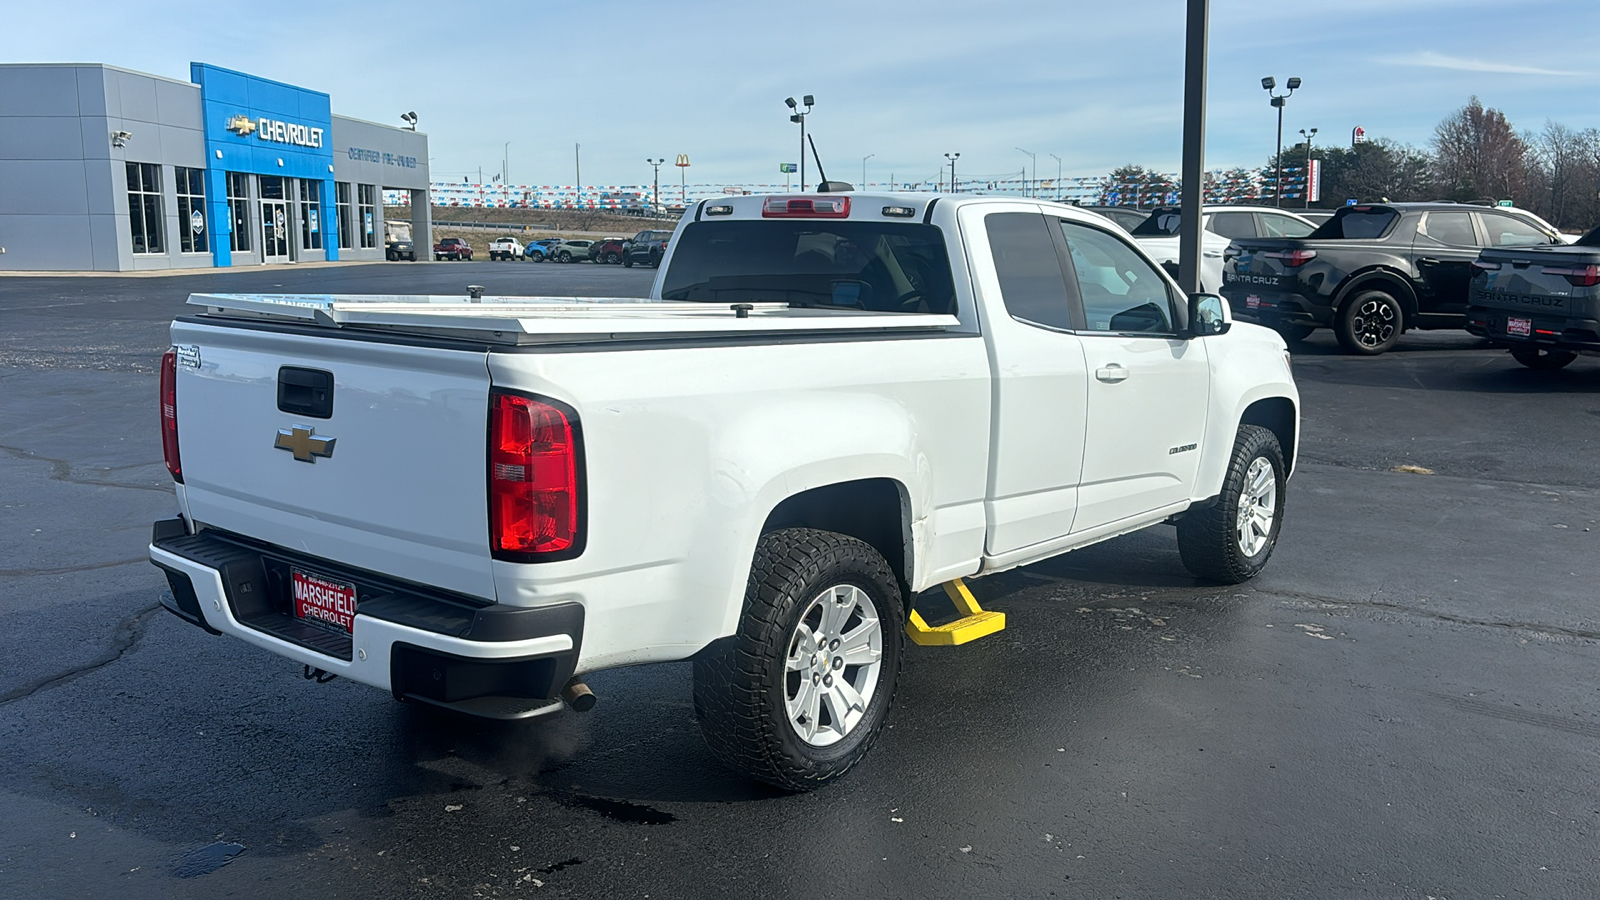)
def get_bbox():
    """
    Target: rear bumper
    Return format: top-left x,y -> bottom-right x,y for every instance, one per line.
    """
1224,288 -> 1329,329
149,519 -> 582,718
1465,308 -> 1600,351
